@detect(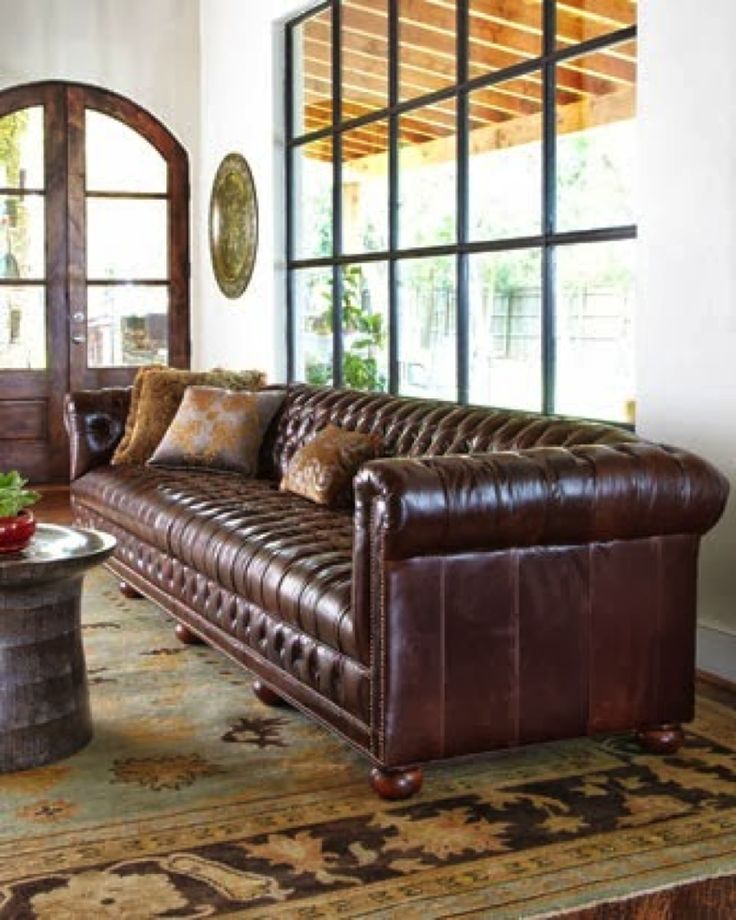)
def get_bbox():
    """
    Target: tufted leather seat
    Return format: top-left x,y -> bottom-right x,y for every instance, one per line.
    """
72,464 -> 357,659
65,383 -> 729,797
